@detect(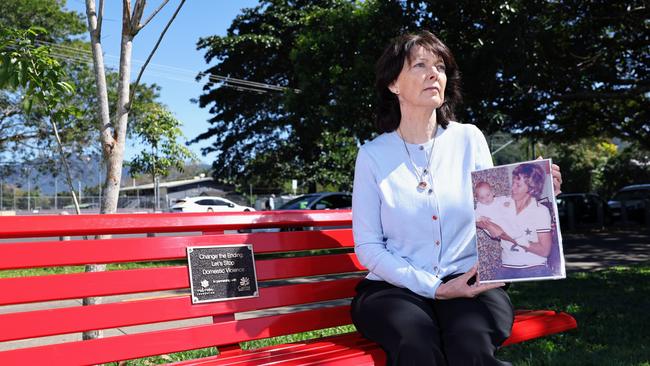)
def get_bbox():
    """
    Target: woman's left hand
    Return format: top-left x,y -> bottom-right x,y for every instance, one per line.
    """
551,163 -> 562,196
538,156 -> 562,196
